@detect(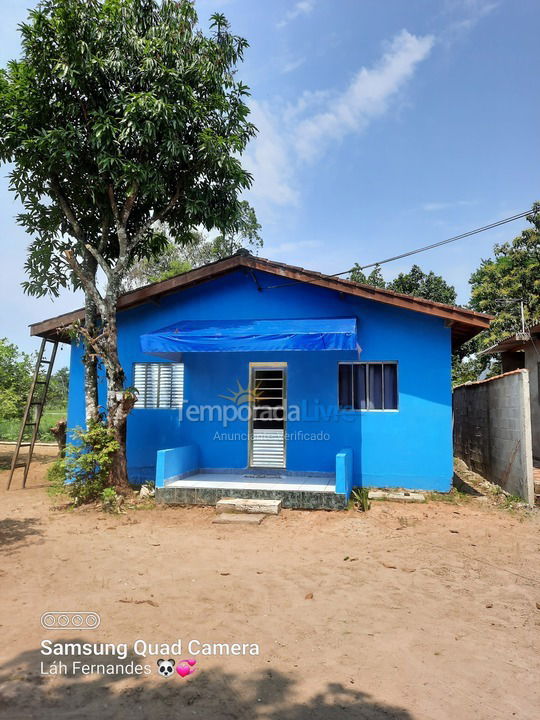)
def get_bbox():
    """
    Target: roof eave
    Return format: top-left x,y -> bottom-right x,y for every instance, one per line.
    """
29,254 -> 492,347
